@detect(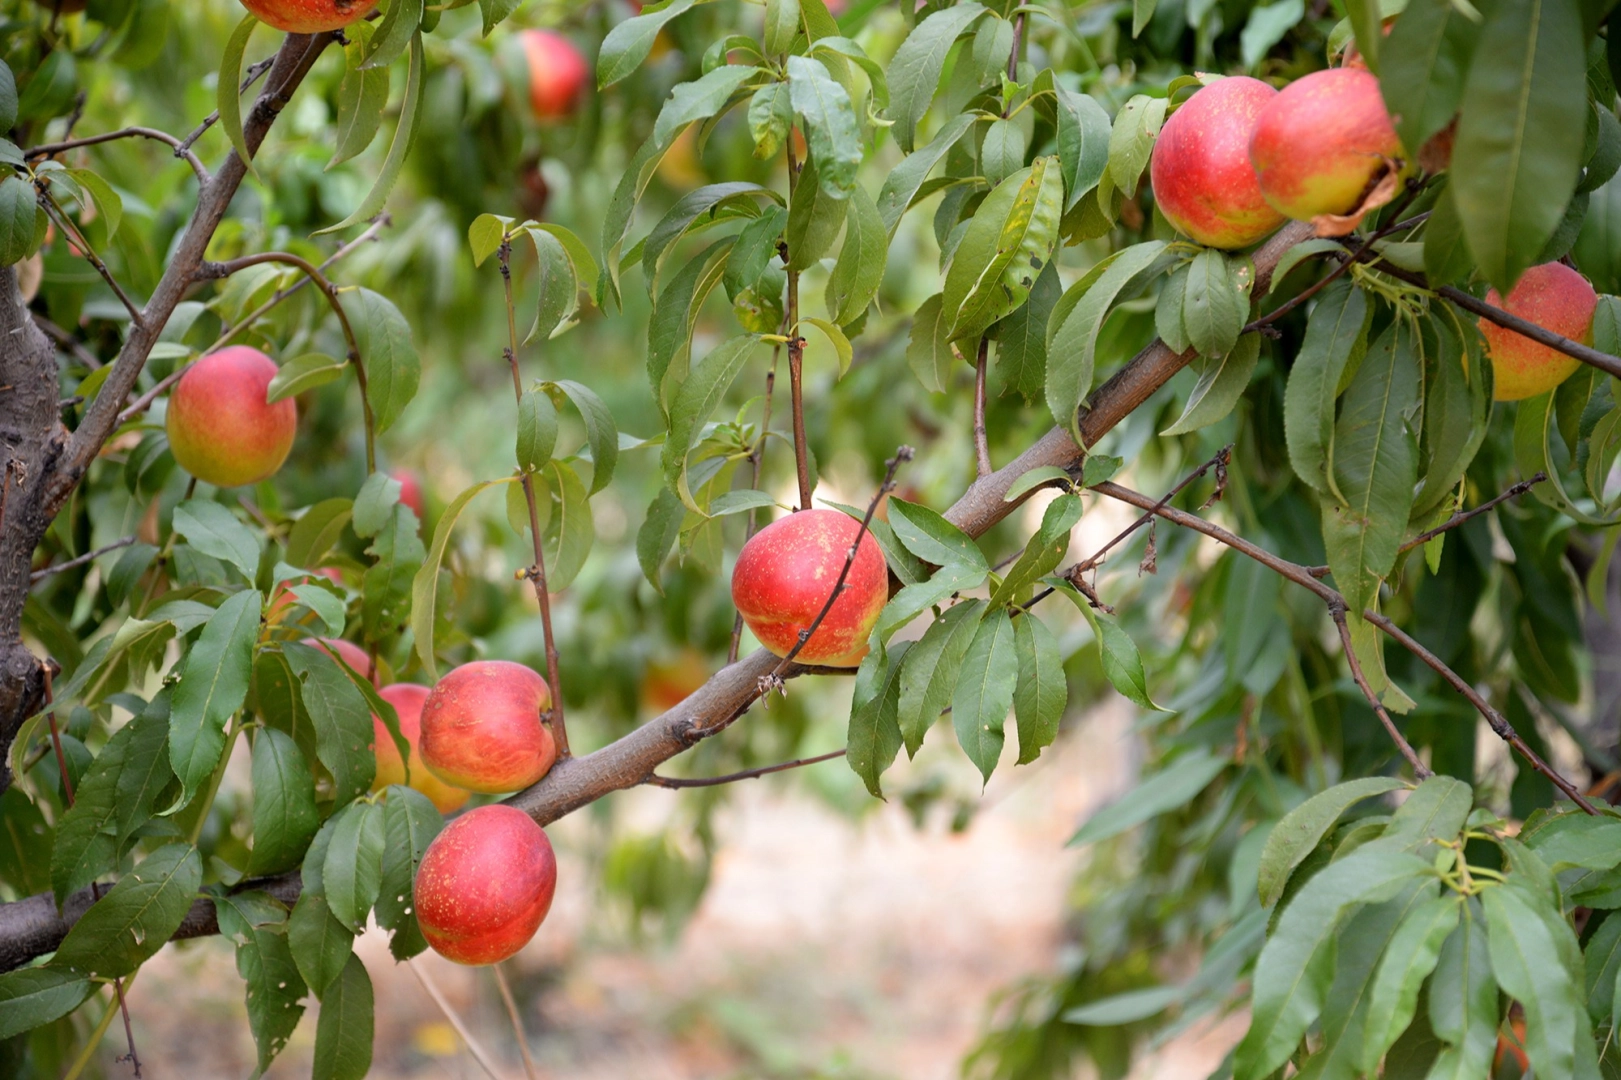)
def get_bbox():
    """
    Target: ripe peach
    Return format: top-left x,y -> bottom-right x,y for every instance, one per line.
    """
730,509 -> 888,668
266,567 -> 343,625
392,468 -> 425,520
1481,263 -> 1597,402
641,647 -> 708,714
238,0 -> 379,33
419,660 -> 556,793
414,805 -> 557,966
519,29 -> 589,120
370,684 -> 470,814
1249,69 -> 1403,222
166,347 -> 297,488
1150,77 -> 1285,250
